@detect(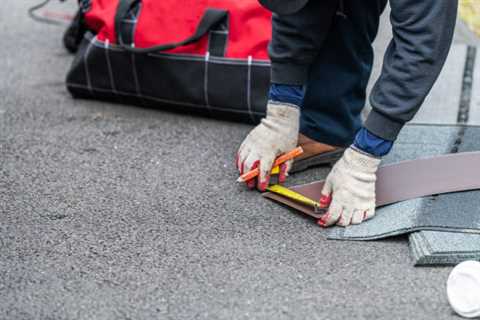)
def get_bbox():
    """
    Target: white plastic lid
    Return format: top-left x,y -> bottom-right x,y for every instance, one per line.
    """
447,261 -> 480,318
